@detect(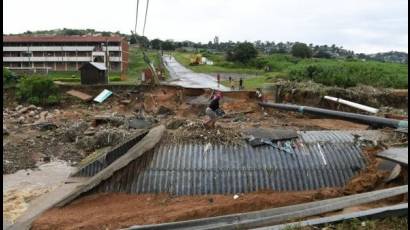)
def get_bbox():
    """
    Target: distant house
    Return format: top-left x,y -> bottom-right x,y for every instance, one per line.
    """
79,62 -> 107,85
